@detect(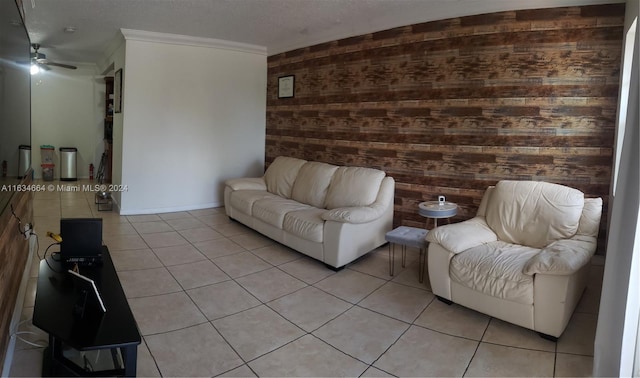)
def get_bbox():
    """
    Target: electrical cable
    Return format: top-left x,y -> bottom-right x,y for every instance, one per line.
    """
13,332 -> 47,348
43,242 -> 64,273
